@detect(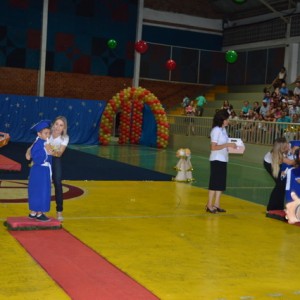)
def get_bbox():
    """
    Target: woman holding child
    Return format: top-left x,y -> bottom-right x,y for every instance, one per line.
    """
264,137 -> 296,211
